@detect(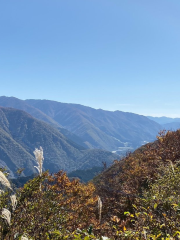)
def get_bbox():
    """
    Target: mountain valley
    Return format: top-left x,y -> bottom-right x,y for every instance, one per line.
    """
0,107 -> 117,176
